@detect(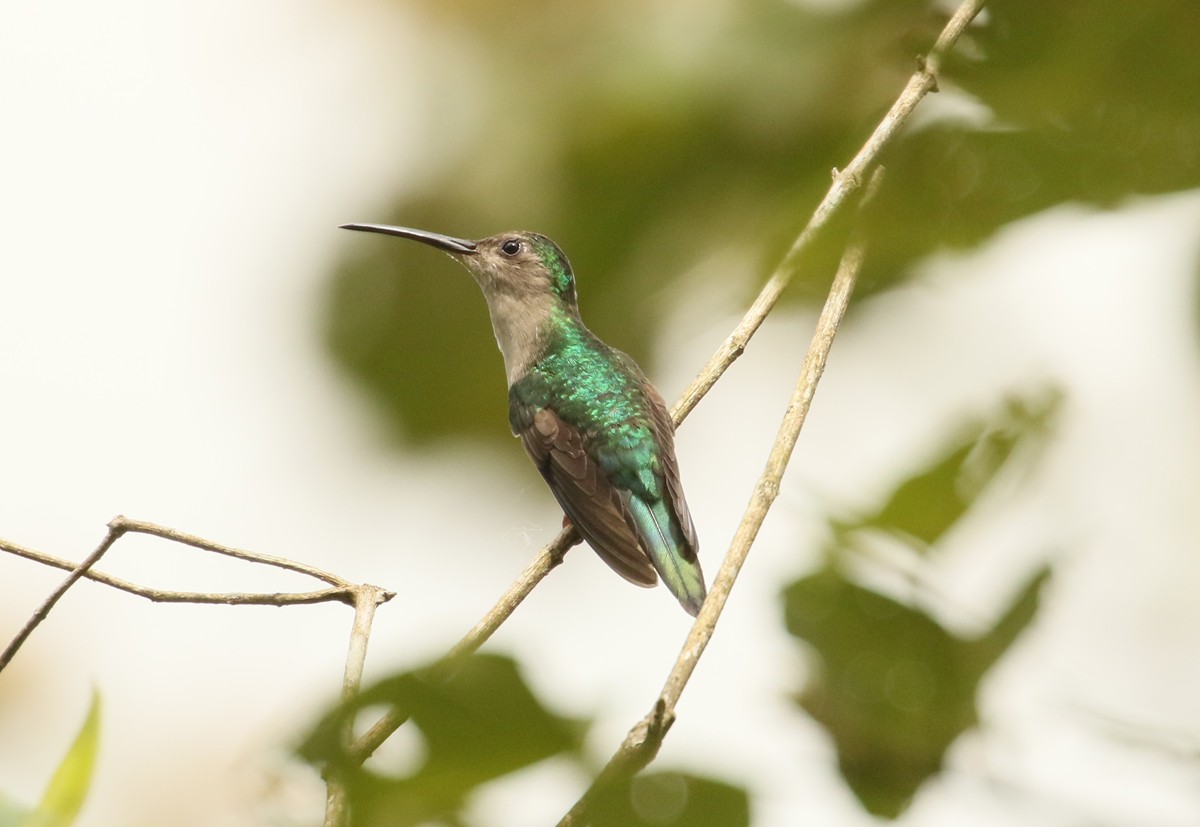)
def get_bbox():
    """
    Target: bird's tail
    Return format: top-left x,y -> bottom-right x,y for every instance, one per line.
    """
627,496 -> 706,616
